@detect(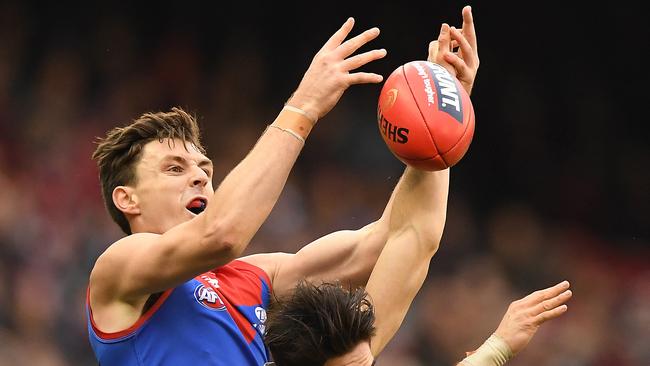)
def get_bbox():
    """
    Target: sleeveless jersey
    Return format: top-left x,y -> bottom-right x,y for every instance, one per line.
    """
87,260 -> 272,365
